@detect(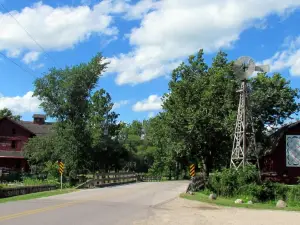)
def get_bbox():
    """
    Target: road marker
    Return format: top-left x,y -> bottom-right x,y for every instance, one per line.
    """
58,160 -> 64,190
189,164 -> 195,177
